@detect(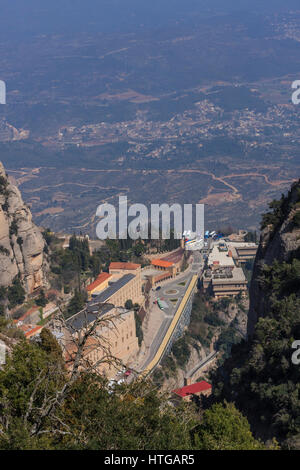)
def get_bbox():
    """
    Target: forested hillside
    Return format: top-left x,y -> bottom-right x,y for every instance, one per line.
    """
213,180 -> 300,449
0,323 -> 265,450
